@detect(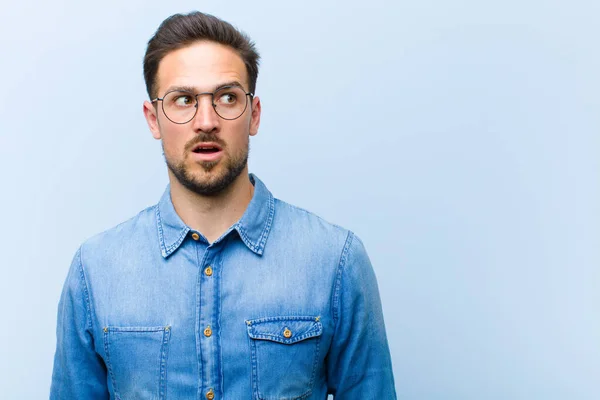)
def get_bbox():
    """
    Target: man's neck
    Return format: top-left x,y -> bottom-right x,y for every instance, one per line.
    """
168,169 -> 255,244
